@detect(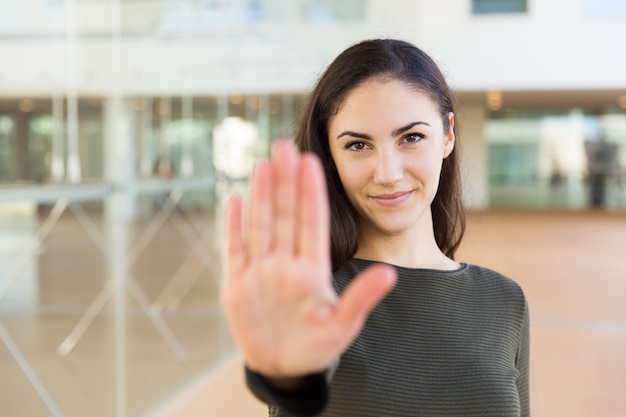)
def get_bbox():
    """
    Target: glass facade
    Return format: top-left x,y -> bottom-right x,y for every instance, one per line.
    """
305,0 -> 368,23
0,94 -> 305,187
487,109 -> 626,209
0,89 -> 307,417
0,115 -> 16,181
472,0 -> 527,14
0,0 -> 369,38
0,6 -> 365,412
